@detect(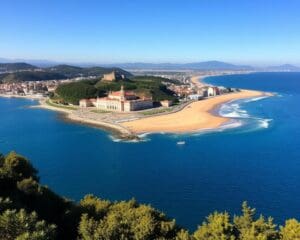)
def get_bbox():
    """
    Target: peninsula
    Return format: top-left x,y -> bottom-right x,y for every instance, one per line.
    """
0,63 -> 269,139
38,74 -> 267,139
